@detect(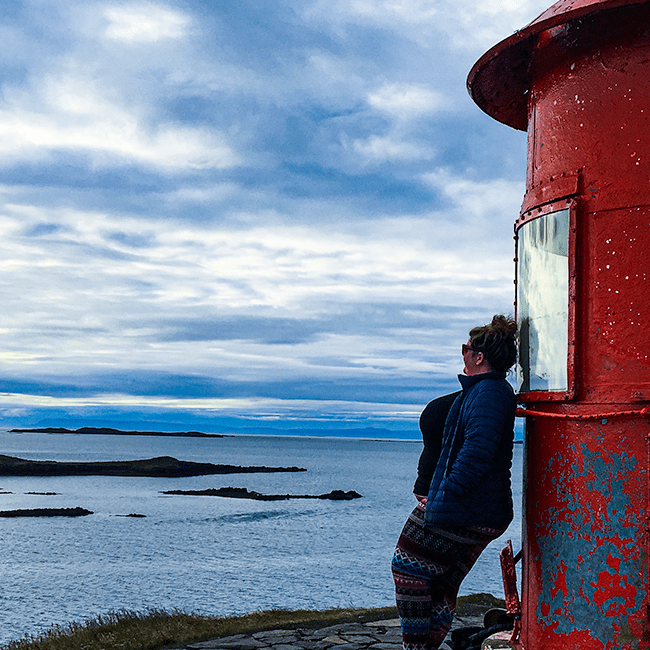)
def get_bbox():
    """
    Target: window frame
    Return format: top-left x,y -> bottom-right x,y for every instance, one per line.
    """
514,197 -> 577,402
